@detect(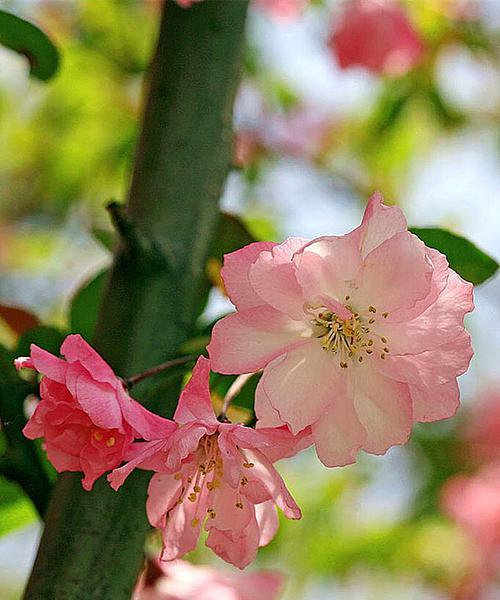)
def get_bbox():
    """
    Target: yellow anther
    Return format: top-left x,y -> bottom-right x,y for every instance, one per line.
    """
187,477 -> 193,483
381,337 -> 387,344
188,493 -> 197,502
191,518 -> 199,528
207,482 -> 215,491
241,477 -> 248,486
345,295 -> 350,301
366,349 -> 373,354
235,502 -> 244,509
193,485 -> 201,493
369,306 -> 377,313
380,353 -> 386,360
340,362 -> 348,369
243,462 -> 254,469
93,431 -> 103,441
358,356 -> 363,363
368,318 -> 375,324
174,473 -> 182,480
368,339 -> 374,346
106,437 -> 116,447
384,347 -> 390,353
382,312 -> 389,318
207,508 -> 216,518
